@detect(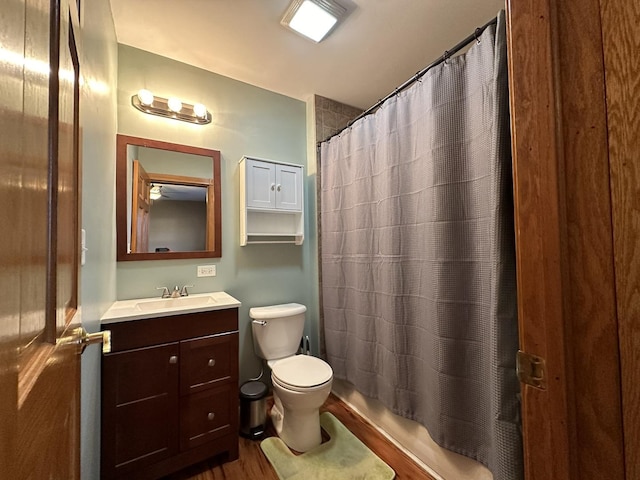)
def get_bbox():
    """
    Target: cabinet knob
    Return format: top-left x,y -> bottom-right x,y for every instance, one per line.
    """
270,183 -> 275,191
208,358 -> 216,367
277,184 -> 282,192
169,355 -> 178,364
207,412 -> 215,421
